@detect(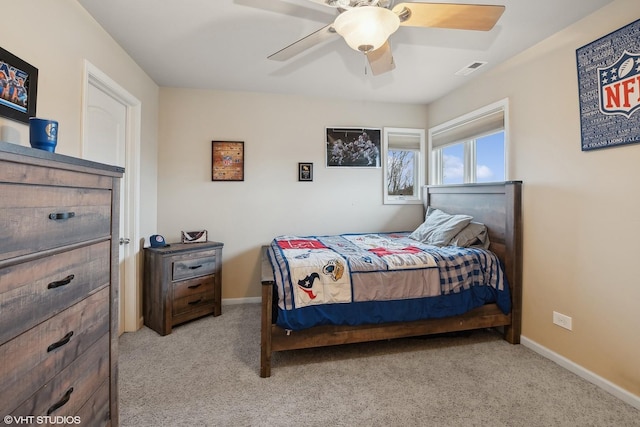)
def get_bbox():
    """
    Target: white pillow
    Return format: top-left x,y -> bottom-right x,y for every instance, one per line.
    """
409,207 -> 472,246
